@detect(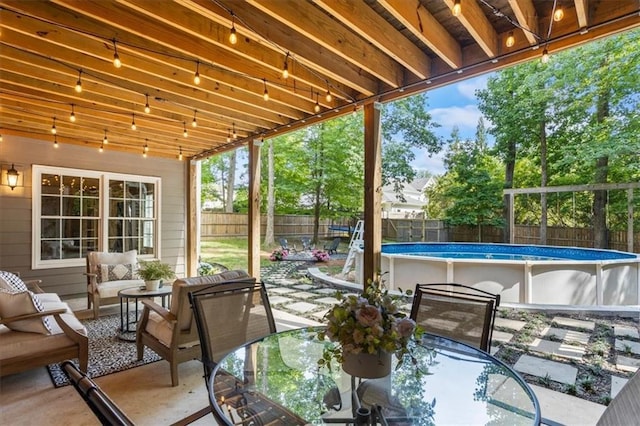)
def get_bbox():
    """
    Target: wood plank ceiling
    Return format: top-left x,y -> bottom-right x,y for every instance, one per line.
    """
1,0 -> 639,160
